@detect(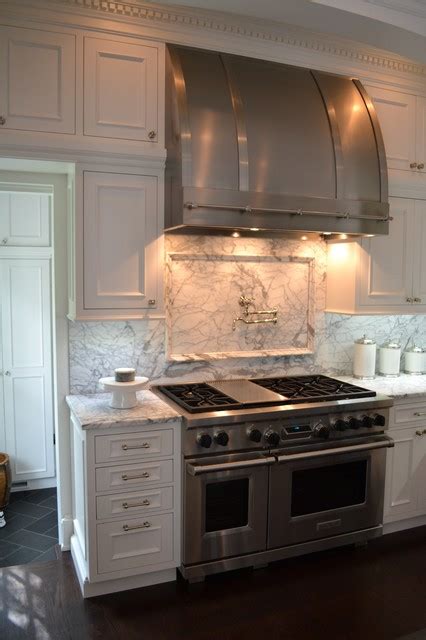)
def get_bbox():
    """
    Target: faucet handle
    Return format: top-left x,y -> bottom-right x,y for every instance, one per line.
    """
239,295 -> 255,307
